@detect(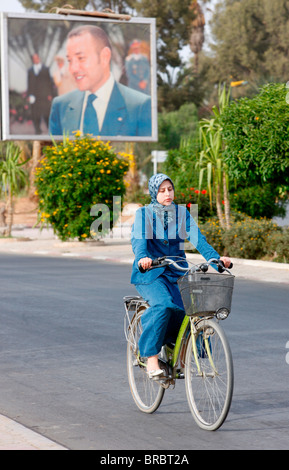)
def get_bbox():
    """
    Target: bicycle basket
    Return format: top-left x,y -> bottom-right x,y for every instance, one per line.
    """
177,271 -> 235,316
